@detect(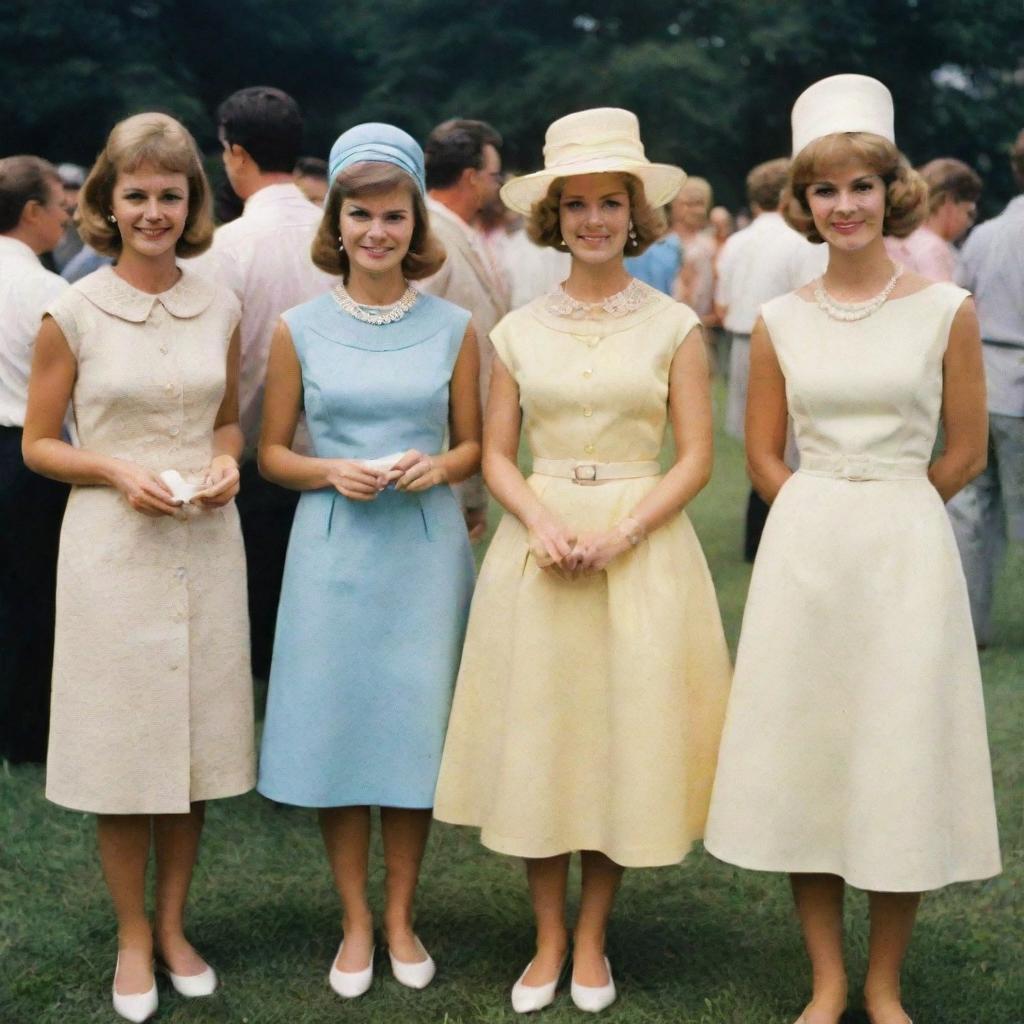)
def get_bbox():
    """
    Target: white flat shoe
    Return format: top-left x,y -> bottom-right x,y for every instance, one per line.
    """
511,956 -> 566,1013
162,961 -> 217,997
388,936 -> 436,989
112,956 -> 158,1023
570,956 -> 616,1013
328,941 -> 374,999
